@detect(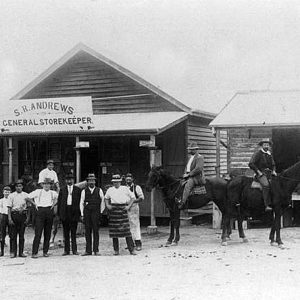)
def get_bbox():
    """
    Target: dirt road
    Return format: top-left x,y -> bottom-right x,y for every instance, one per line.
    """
0,224 -> 300,300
